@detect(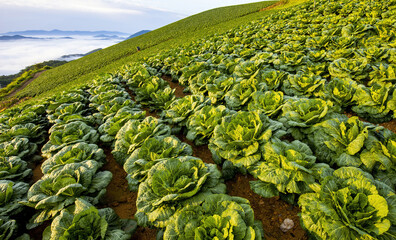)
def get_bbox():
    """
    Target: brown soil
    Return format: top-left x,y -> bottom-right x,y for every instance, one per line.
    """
175,133 -> 307,239
226,174 -> 307,240
176,133 -> 215,164
259,0 -> 285,12
98,147 -> 157,240
27,220 -> 51,240
31,160 -> 44,183
161,75 -> 189,98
